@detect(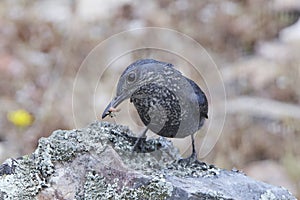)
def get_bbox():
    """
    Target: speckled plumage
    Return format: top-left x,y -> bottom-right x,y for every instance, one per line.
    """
130,82 -> 181,137
102,59 -> 208,141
